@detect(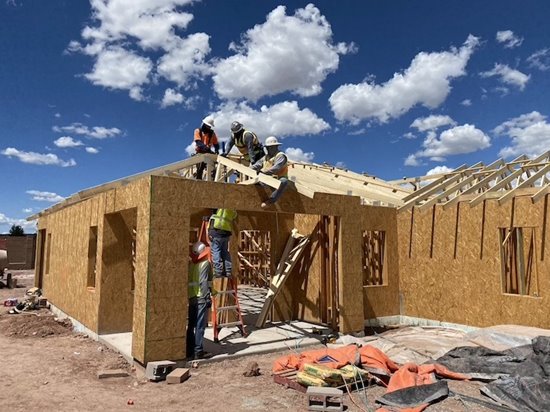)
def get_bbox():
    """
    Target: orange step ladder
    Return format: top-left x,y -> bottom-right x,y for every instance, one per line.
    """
198,216 -> 247,343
